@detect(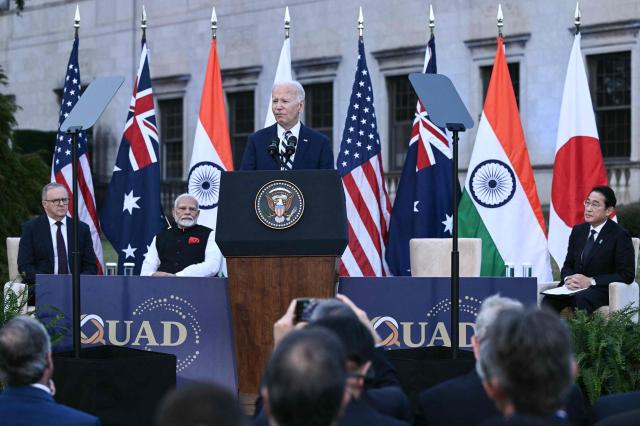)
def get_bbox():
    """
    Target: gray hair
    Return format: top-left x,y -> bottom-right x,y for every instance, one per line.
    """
477,308 -> 574,416
41,182 -> 67,200
309,299 -> 358,322
174,193 -> 199,210
474,294 -> 523,341
272,80 -> 306,102
0,316 -> 51,386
